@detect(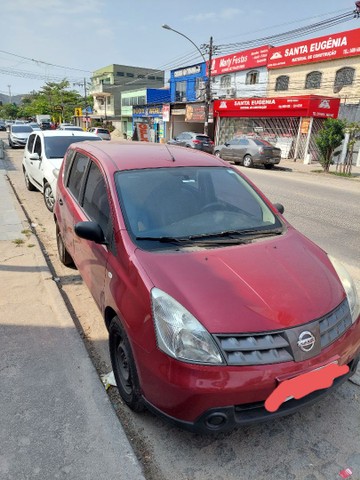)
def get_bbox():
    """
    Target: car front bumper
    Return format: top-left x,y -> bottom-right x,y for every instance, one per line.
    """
137,316 -> 360,433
